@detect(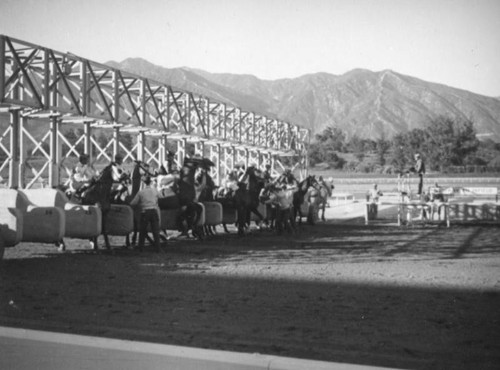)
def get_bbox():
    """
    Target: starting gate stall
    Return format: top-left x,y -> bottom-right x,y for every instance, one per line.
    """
19,188 -> 102,239
0,204 -> 22,252
0,34 -> 308,254
0,188 -> 65,243
160,209 -> 181,231
202,201 -> 223,227
105,204 -> 135,236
